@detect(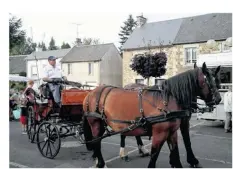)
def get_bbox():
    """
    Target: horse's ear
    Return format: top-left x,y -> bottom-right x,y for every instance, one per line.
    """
202,62 -> 208,74
215,65 -> 221,76
194,62 -> 197,69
